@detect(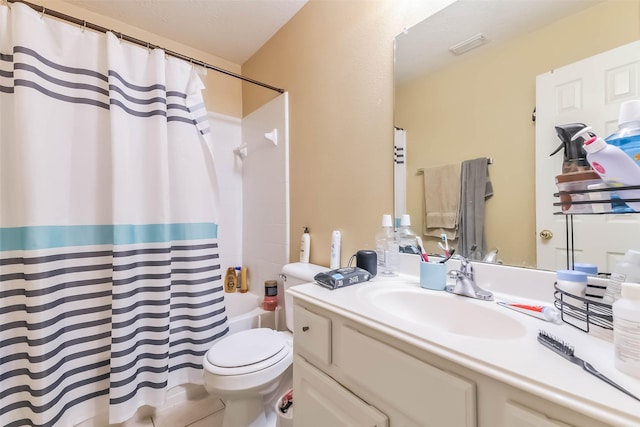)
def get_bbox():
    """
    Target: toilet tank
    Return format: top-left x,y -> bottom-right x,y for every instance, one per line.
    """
281,262 -> 329,332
